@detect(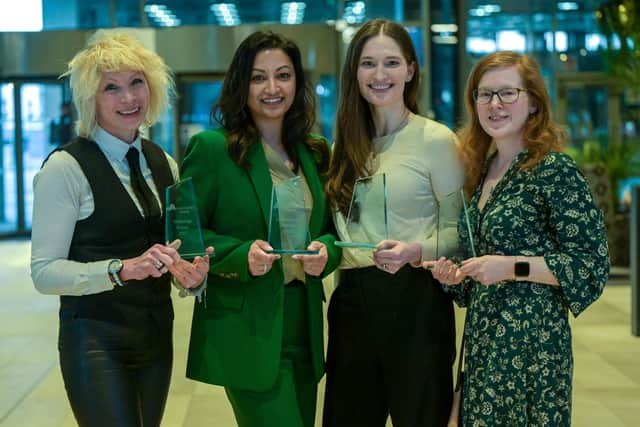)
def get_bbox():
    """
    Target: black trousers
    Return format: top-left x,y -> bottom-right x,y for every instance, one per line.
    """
323,265 -> 455,427
58,307 -> 173,427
